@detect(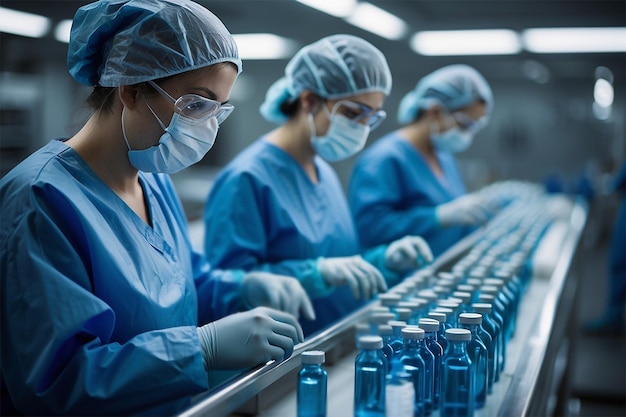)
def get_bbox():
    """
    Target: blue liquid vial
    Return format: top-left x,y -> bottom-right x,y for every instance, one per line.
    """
354,335 -> 387,417
386,354 -> 415,417
298,351 -> 327,417
419,318 -> 444,411
440,328 -> 474,417
472,303 -> 499,389
459,313 -> 488,409
399,327 -> 426,417
428,311 -> 450,352
389,320 -> 408,362
376,324 -> 394,373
